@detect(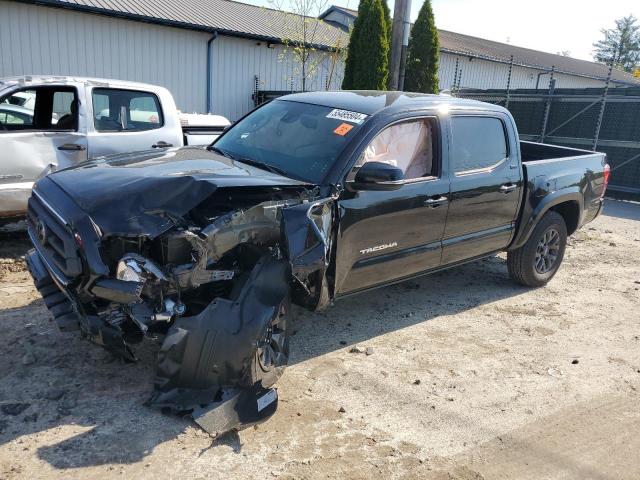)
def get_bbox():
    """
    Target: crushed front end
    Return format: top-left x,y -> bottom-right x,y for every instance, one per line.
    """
25,175 -> 334,436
